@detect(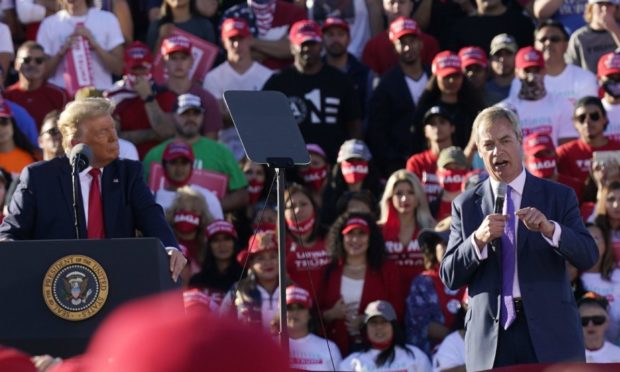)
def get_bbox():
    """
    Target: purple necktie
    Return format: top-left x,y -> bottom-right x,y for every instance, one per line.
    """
500,185 -> 516,329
